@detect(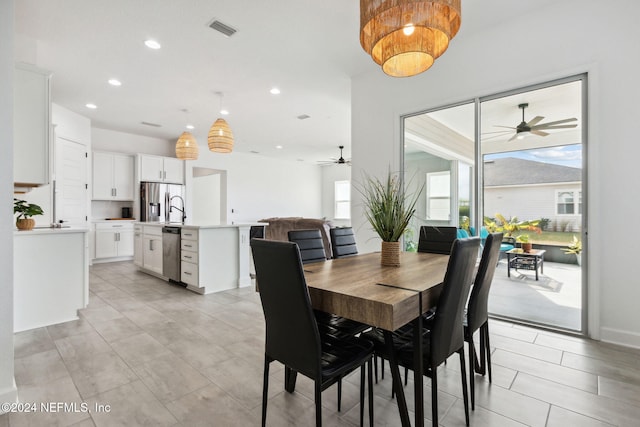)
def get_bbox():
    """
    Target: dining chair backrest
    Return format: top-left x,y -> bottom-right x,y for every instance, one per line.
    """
429,237 -> 480,366
330,227 -> 358,258
288,229 -> 327,264
417,226 -> 458,255
466,233 -> 502,333
251,238 -> 322,379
